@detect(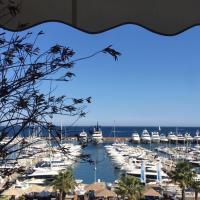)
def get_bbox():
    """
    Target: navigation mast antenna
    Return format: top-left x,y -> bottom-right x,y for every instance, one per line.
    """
61,120 -> 63,142
114,120 -> 116,142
